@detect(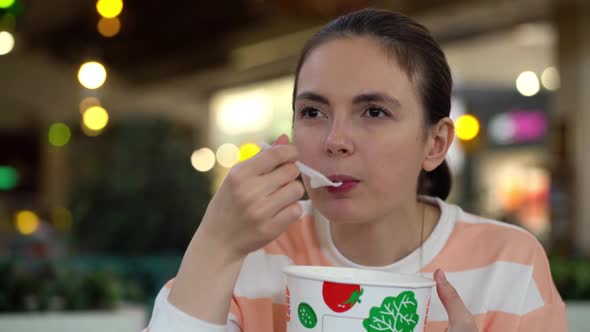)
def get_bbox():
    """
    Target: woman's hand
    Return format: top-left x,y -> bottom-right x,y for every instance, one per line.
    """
434,269 -> 480,332
168,134 -> 304,324
197,134 -> 305,260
